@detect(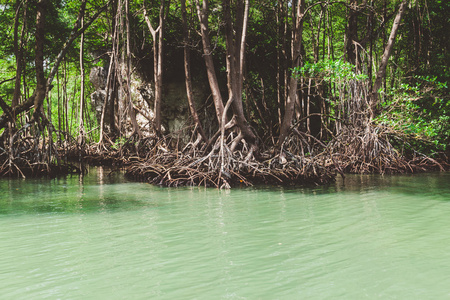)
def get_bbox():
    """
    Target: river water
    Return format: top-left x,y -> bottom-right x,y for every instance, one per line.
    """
0,168 -> 449,299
